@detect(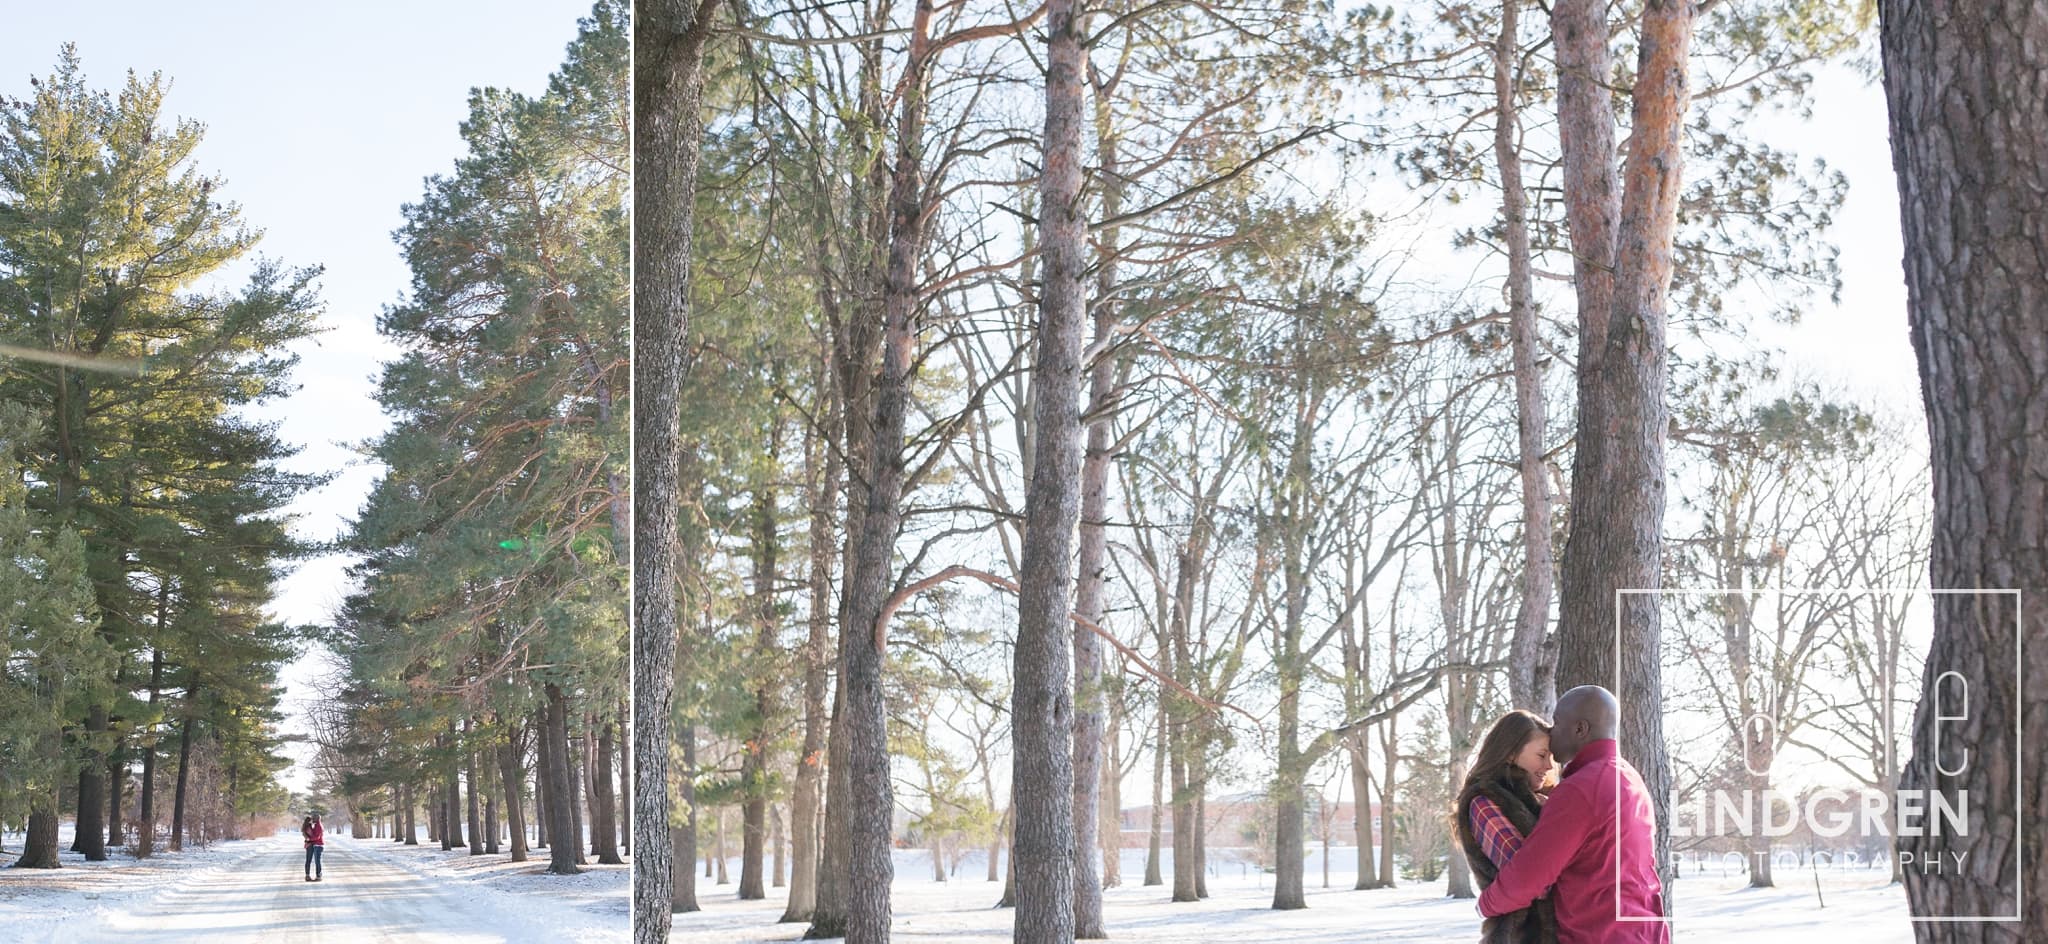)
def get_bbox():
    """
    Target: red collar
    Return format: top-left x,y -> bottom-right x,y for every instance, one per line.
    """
1561,737 -> 1619,779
